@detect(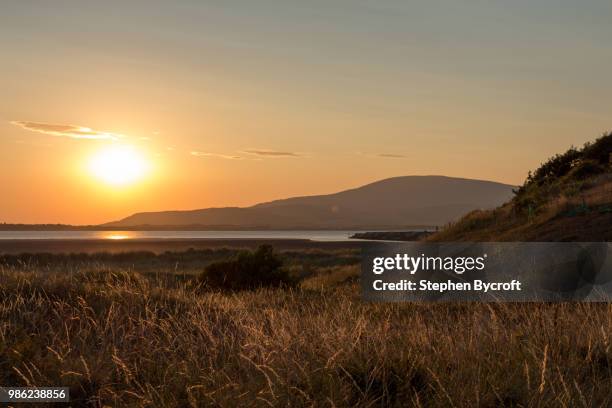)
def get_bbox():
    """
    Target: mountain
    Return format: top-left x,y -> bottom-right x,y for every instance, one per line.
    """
428,133 -> 612,241
105,176 -> 515,229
